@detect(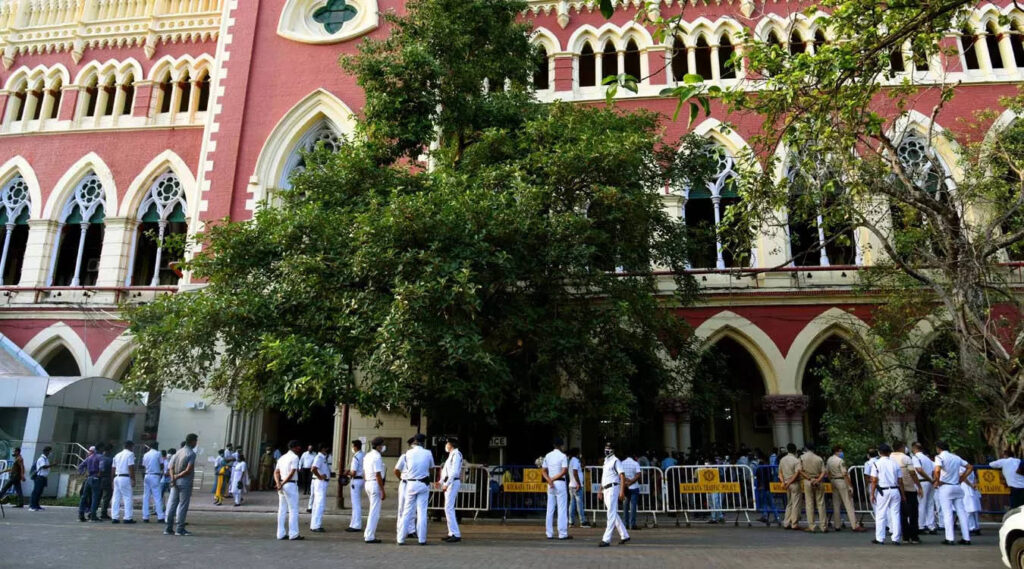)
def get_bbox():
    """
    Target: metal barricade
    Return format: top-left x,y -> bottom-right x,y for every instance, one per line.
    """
427,464 -> 491,519
973,465 -> 1011,515
0,459 -> 8,491
754,464 -> 782,526
491,465 -> 549,520
664,464 -> 757,526
583,466 -> 666,528
846,465 -> 875,523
